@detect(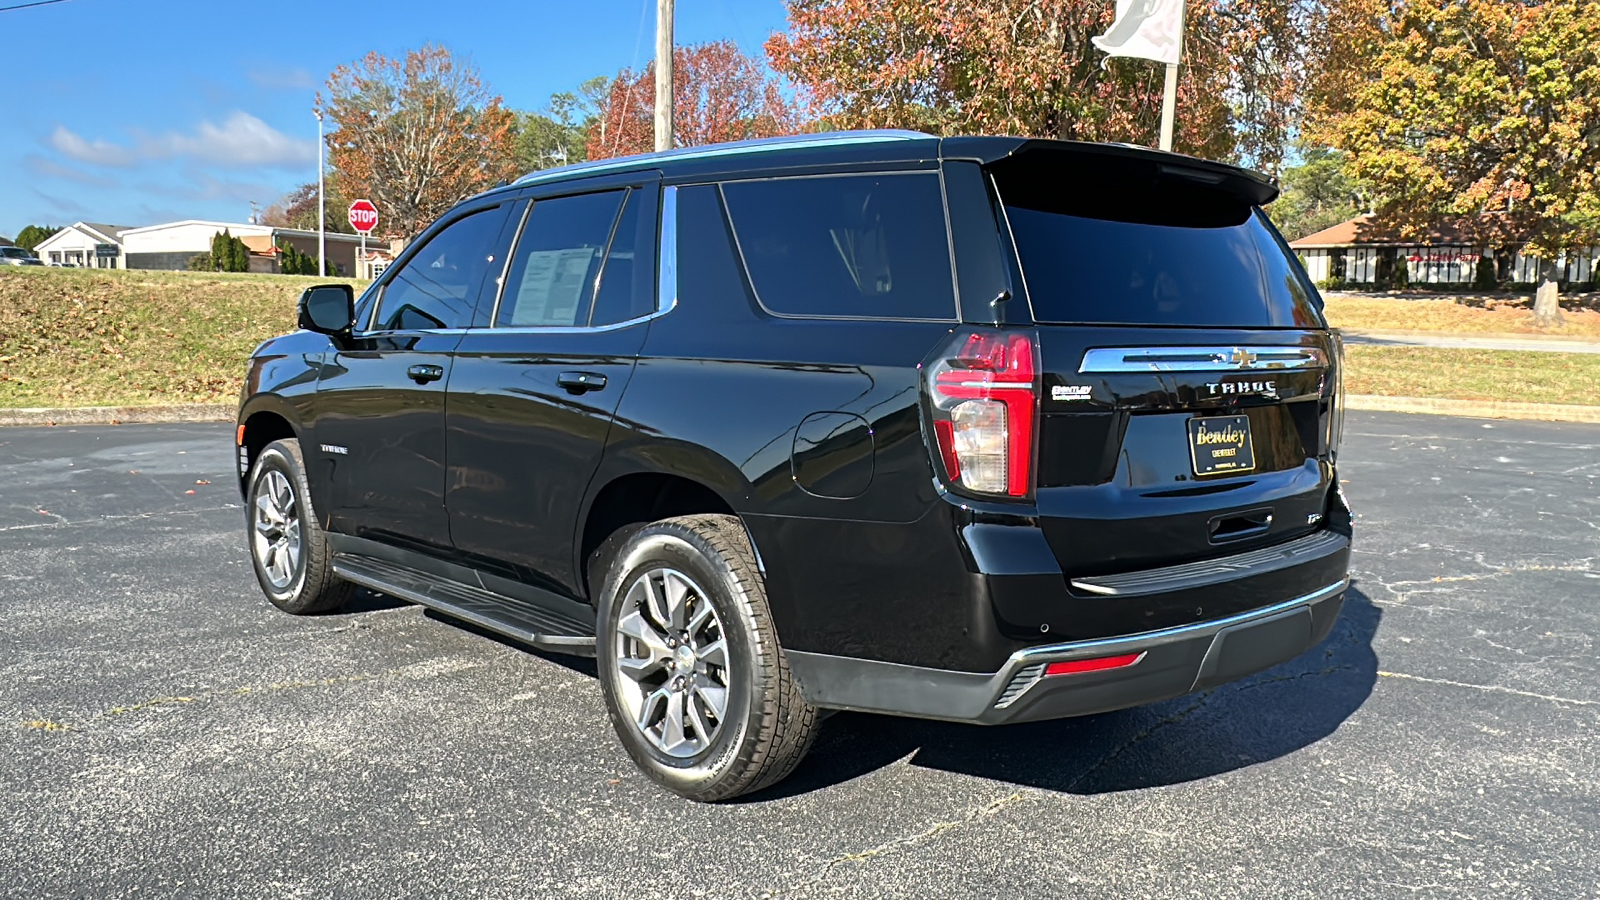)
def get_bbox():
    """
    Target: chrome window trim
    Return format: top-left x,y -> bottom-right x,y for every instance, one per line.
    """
658,184 -> 677,319
1079,346 -> 1329,374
